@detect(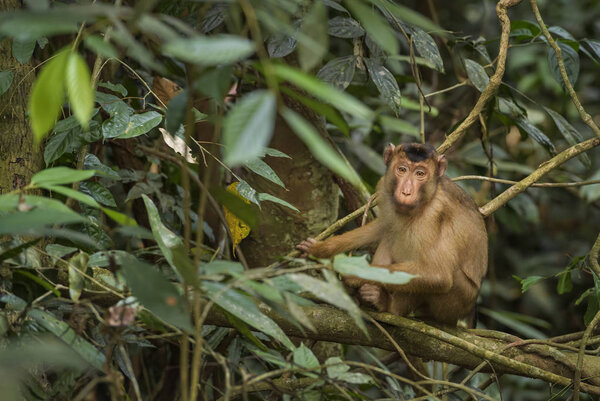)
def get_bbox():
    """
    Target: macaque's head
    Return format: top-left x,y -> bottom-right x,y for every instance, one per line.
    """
383,143 -> 447,213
